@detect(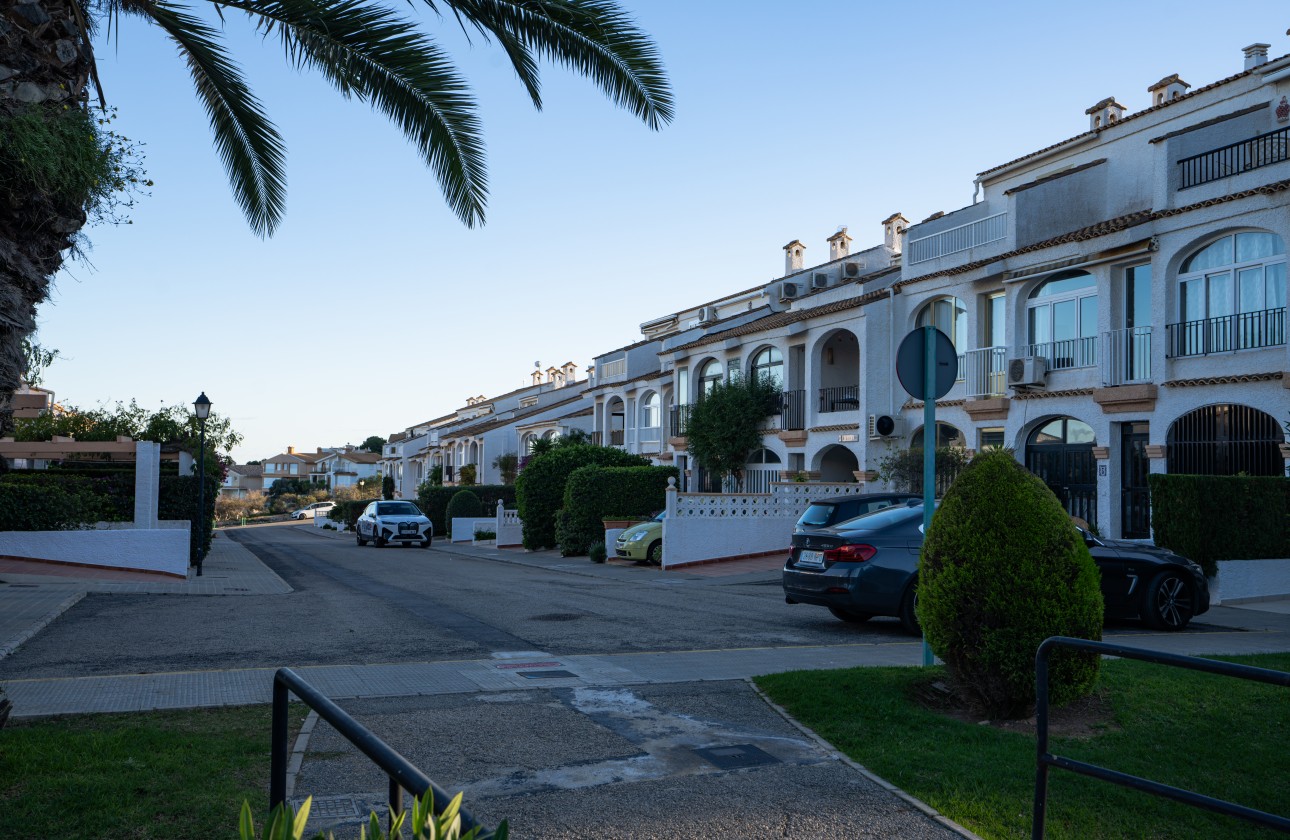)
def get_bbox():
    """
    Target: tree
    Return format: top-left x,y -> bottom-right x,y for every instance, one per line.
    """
515,443 -> 647,550
381,474 -> 395,500
20,338 -> 60,387
358,436 -> 386,454
684,375 -> 781,490
0,2 -> 673,433
492,452 -> 519,485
